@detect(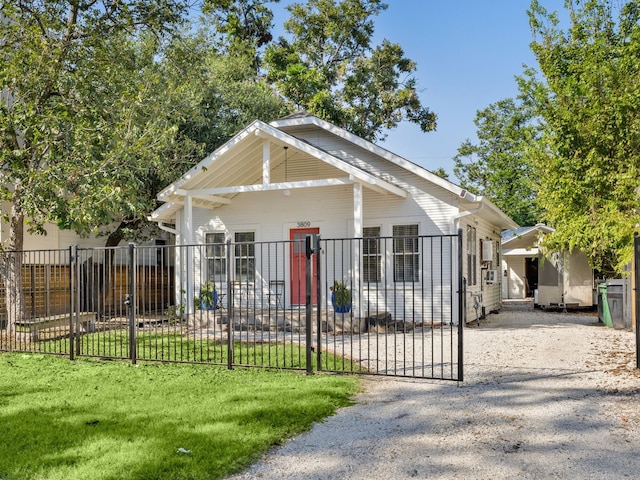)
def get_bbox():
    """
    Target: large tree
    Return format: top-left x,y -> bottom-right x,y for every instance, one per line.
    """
202,0 -> 436,142
101,30 -> 289,248
453,98 -> 540,226
524,0 -> 640,275
0,1 -> 190,329
261,0 -> 436,142
0,1 -> 289,328
172,30 -> 289,156
202,0 -> 280,69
